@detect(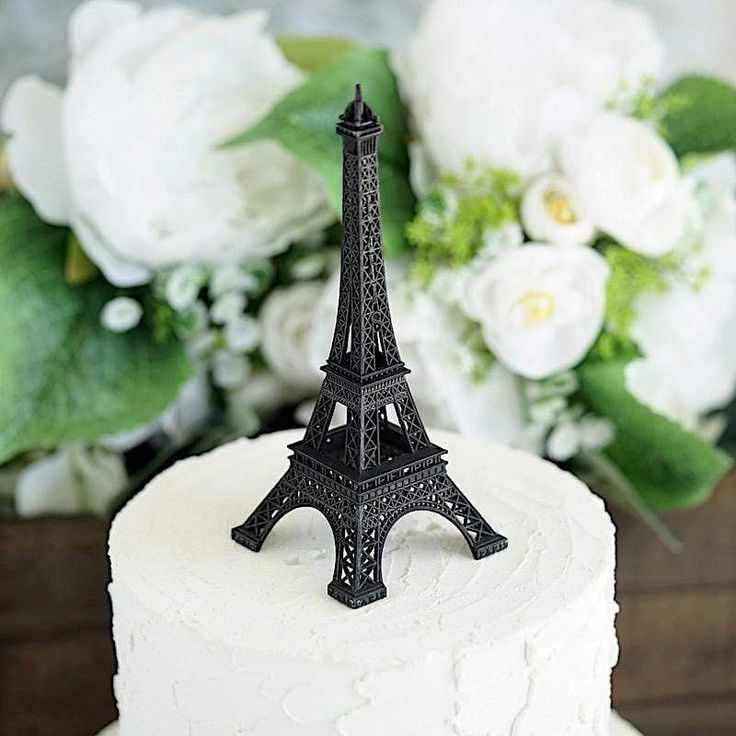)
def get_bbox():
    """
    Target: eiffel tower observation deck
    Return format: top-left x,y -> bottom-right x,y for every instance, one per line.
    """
232,85 -> 508,608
